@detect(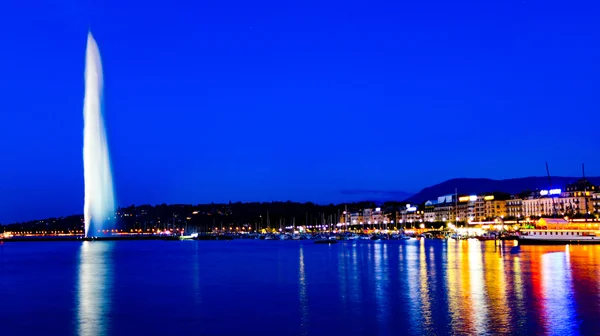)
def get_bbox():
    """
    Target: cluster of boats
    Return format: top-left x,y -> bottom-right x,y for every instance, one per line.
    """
191,225 -> 600,245
196,231 -> 514,243
518,228 -> 600,245
258,232 -> 417,241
